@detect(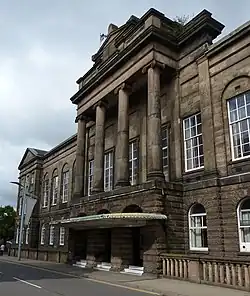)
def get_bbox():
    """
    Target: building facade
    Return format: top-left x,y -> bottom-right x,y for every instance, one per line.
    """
13,7 -> 250,288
